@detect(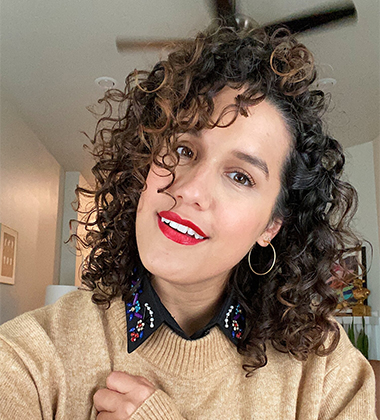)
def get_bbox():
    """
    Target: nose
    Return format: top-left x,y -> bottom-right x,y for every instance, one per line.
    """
170,163 -> 214,210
